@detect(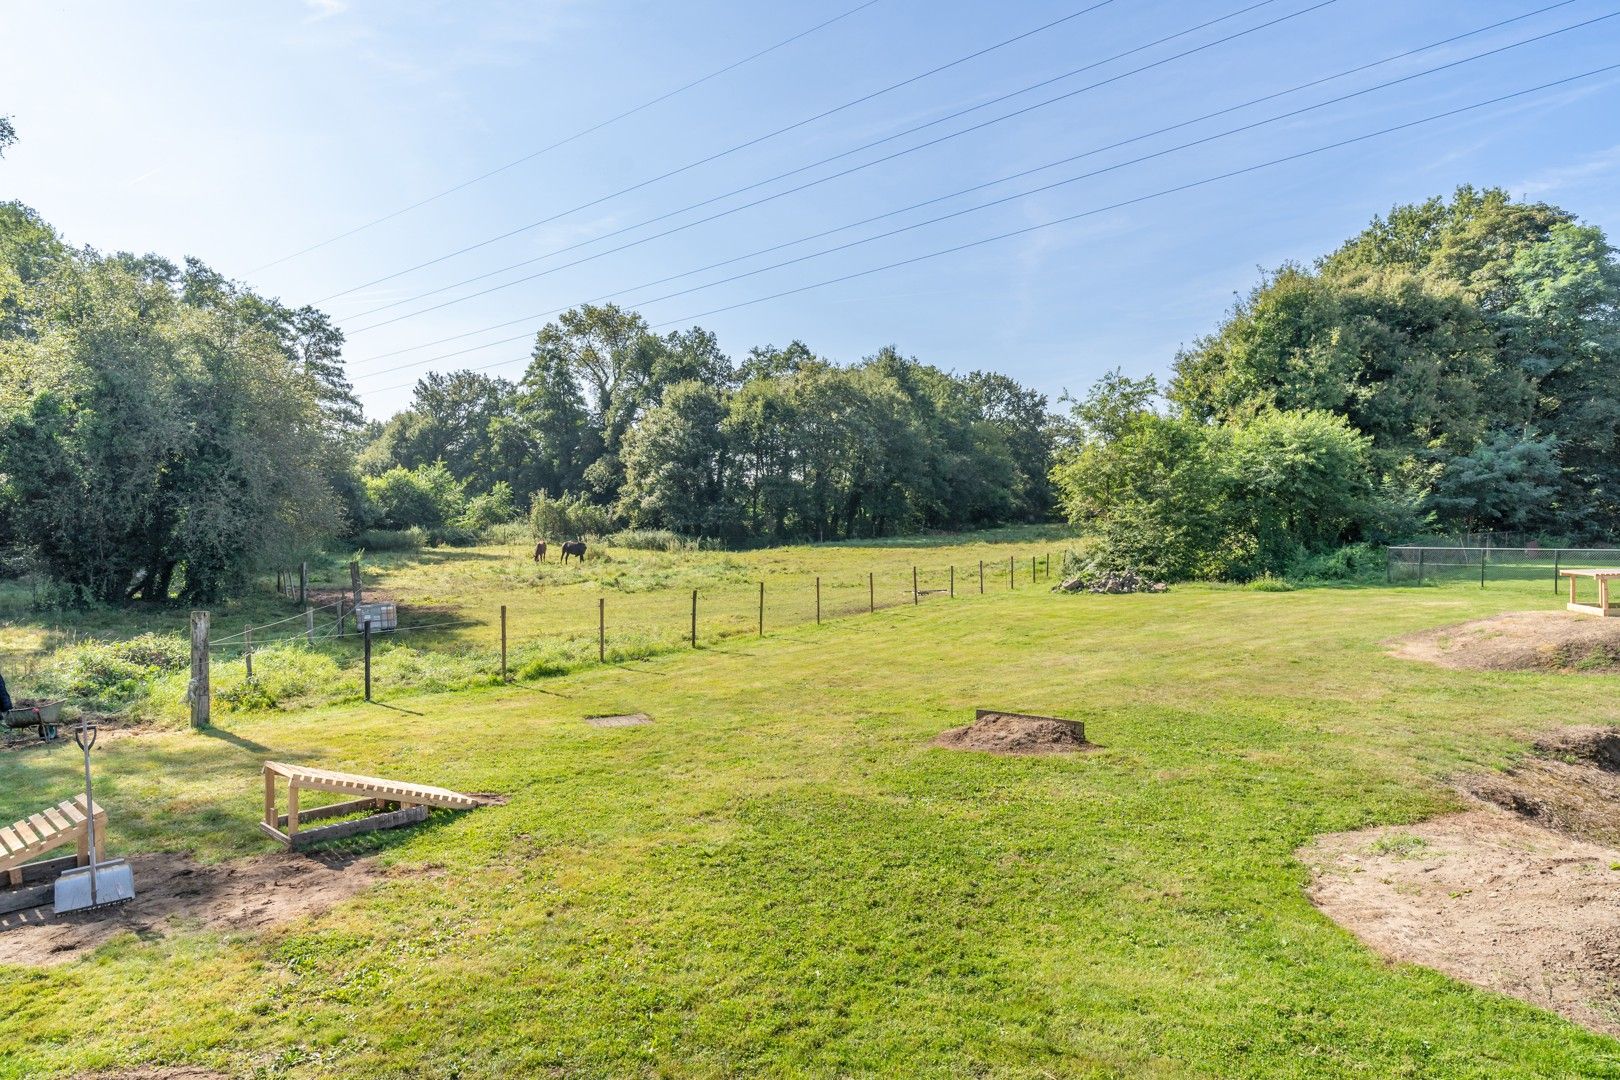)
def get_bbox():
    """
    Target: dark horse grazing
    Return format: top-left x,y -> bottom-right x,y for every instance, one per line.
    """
533,540 -> 547,562
559,540 -> 586,565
